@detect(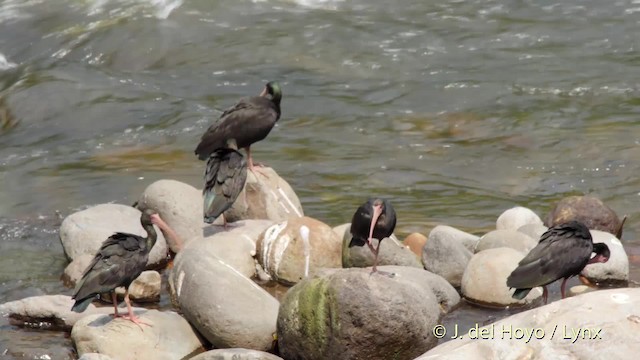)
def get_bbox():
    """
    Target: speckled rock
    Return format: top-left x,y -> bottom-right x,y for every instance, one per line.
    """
342,230 -> 421,269
475,229 -> 537,253
422,226 -> 475,287
71,310 -> 204,360
496,206 -> 543,231
277,267 -> 445,360
256,217 -> 342,285
59,203 -> 168,266
462,248 -> 541,307
136,179 -> 203,252
545,195 -> 624,237
0,295 -> 136,331
169,243 -> 279,351
404,232 -> 428,258
581,230 -> 629,283
224,167 -> 304,223
415,288 -> 640,360
517,223 -> 548,240
114,270 -> 161,302
190,349 -> 283,360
